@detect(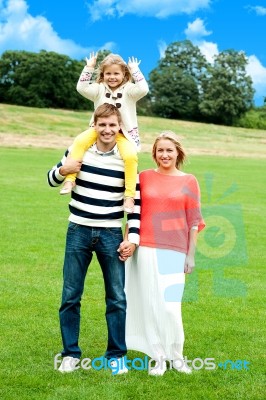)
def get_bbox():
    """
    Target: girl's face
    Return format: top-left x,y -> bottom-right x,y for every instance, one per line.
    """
155,139 -> 178,170
103,64 -> 125,90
